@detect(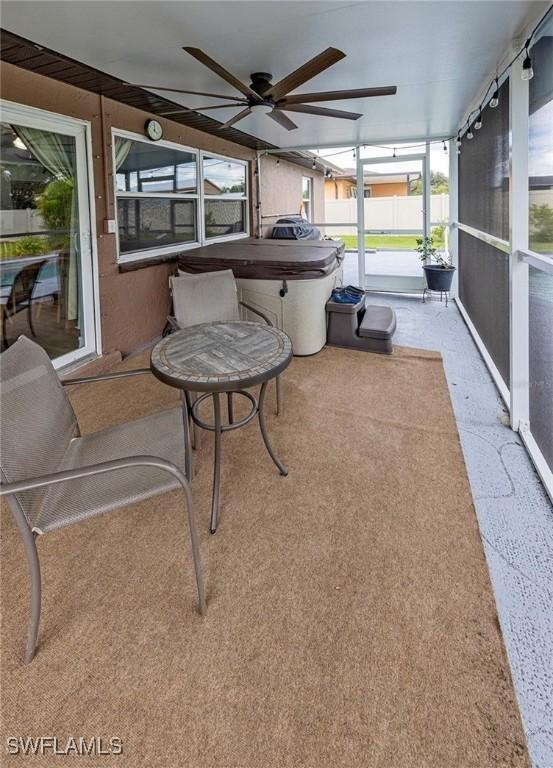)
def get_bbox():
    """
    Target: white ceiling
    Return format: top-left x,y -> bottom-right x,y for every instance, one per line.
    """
2,1 -> 548,149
